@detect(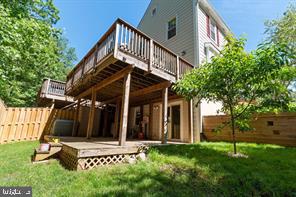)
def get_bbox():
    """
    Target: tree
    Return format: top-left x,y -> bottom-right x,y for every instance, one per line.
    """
0,0 -> 76,106
173,36 -> 295,154
261,4 -> 296,108
265,4 -> 296,56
